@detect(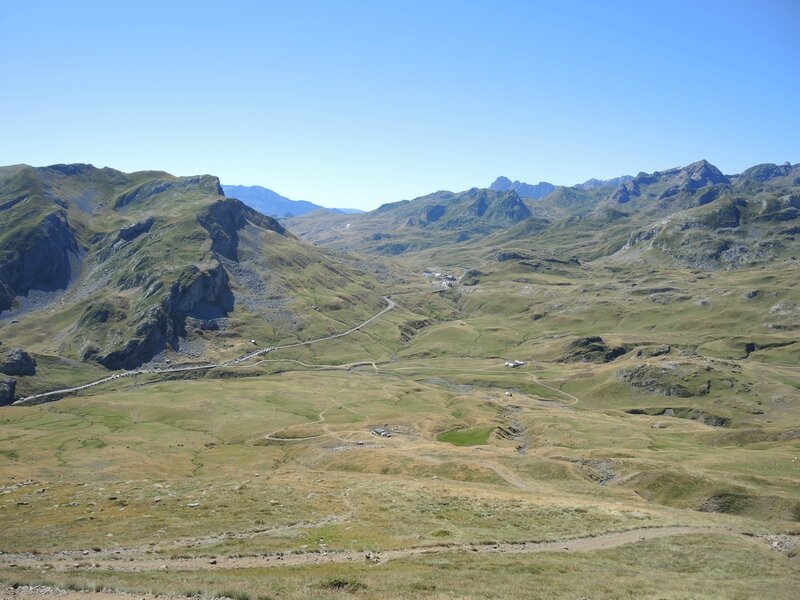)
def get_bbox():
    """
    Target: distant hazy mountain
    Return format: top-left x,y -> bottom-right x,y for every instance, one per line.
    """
491,174 -> 634,198
490,177 -> 556,199
575,175 -> 634,189
222,184 -> 363,217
